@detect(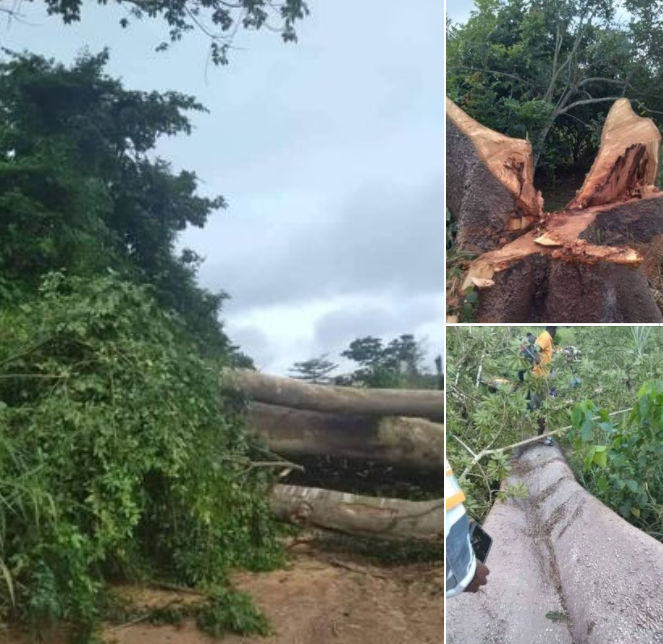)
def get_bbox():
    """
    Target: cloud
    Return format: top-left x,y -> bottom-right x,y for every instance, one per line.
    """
225,291 -> 443,375
197,177 -> 443,314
